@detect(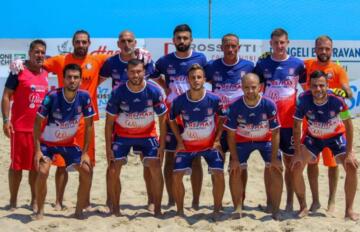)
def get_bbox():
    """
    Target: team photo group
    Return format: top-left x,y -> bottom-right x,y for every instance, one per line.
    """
2,24 -> 358,222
